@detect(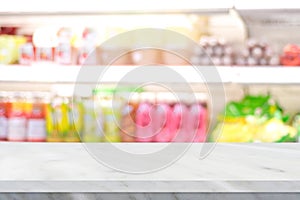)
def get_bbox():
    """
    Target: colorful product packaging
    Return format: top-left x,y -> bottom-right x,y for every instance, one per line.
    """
94,88 -> 121,142
25,92 -> 48,142
46,96 -> 66,142
6,92 -> 27,141
64,97 -> 83,142
81,96 -> 104,142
